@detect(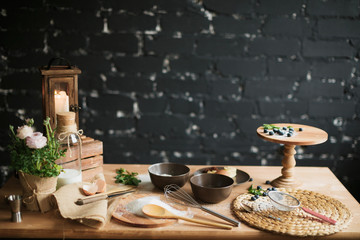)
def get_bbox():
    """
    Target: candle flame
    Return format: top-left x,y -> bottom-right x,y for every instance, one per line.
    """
54,90 -> 67,96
